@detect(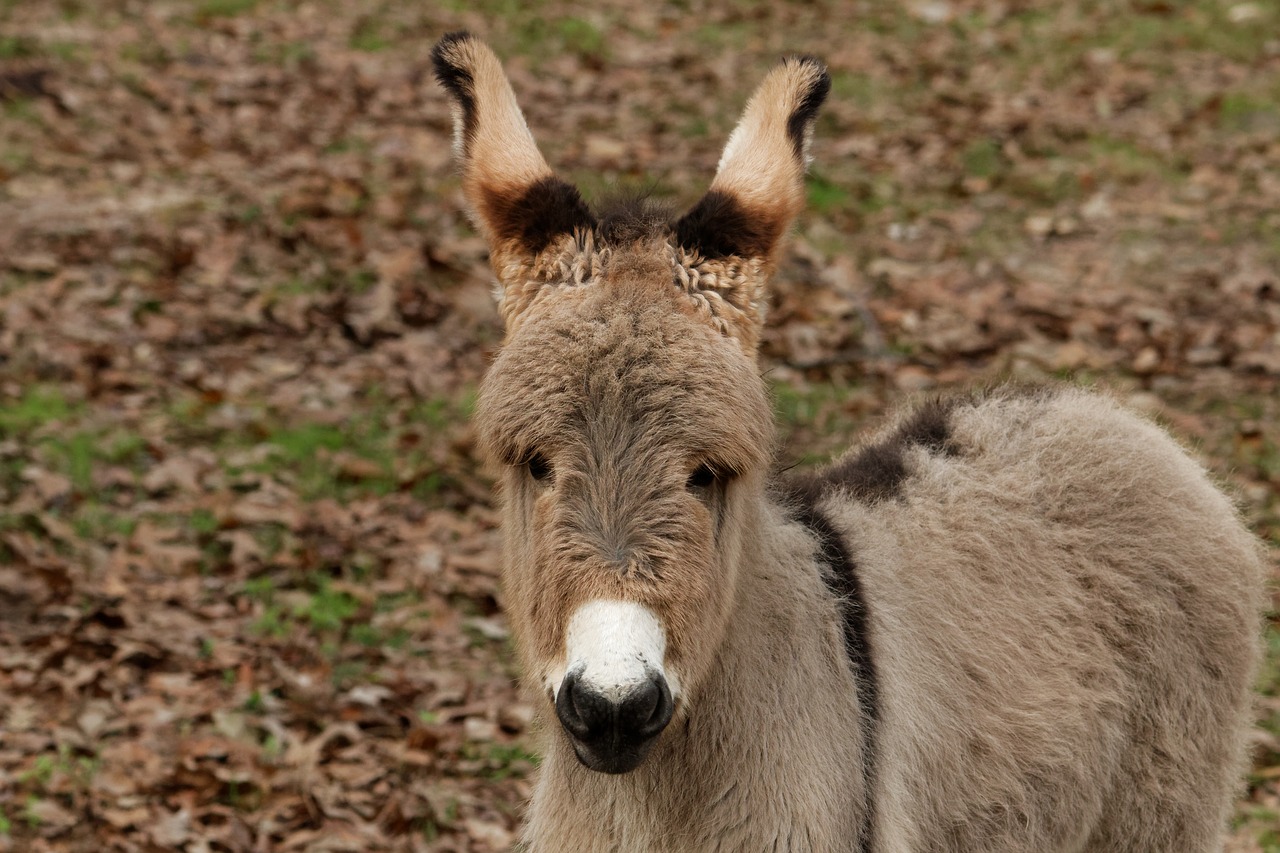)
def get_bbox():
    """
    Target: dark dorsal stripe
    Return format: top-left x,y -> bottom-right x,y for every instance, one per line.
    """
781,482 -> 878,853
779,397 -> 964,852
788,490 -> 878,722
